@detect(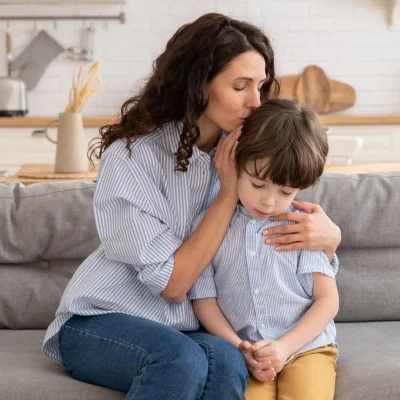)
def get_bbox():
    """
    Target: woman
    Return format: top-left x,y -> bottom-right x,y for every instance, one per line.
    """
43,13 -> 341,400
